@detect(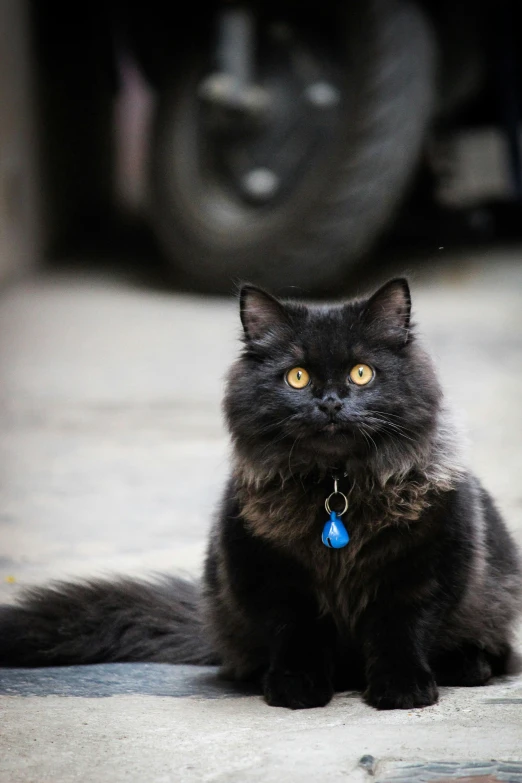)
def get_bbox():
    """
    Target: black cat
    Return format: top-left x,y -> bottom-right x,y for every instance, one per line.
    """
1,279 -> 520,710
